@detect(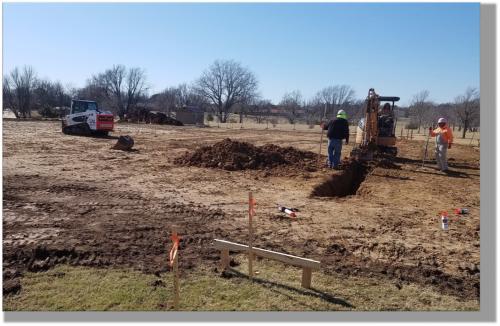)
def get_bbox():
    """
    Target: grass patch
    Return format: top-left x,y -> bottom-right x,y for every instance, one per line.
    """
4,257 -> 479,311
